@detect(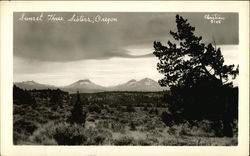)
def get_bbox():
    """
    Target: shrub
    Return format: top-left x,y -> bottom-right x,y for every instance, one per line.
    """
161,112 -> 173,126
14,119 -> 38,135
167,126 -> 178,136
113,136 -> 135,145
136,139 -> 151,145
88,104 -> 101,113
145,135 -> 159,145
111,123 -> 125,133
126,104 -> 135,112
179,122 -> 191,136
13,131 -> 29,145
130,122 -> 137,131
53,124 -> 87,145
94,135 -> 106,145
149,108 -> 159,115
87,118 -> 95,122
143,106 -> 148,111
29,122 -> 87,145
97,120 -> 110,129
